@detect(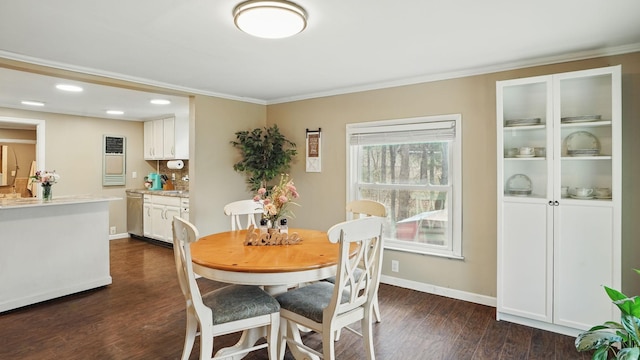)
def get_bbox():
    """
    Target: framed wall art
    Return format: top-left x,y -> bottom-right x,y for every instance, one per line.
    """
305,128 -> 321,172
